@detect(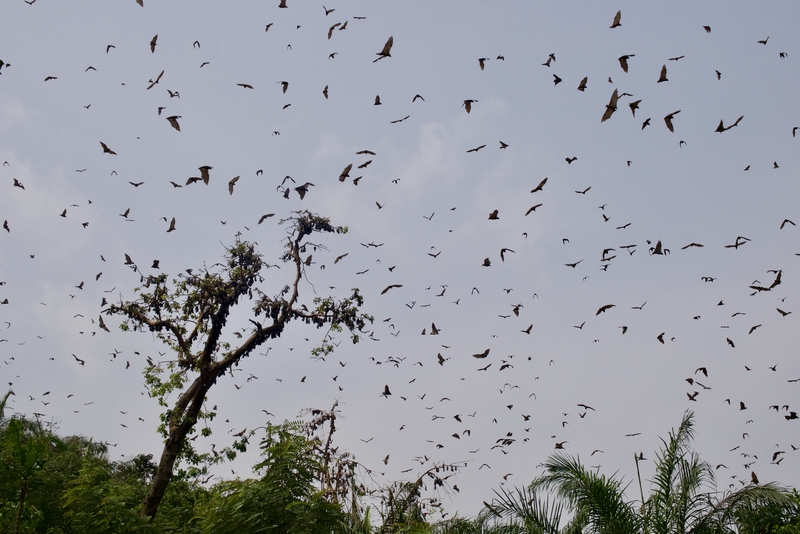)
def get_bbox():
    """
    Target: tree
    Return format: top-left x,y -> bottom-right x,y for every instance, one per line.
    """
200,420 -> 345,533
489,484 -> 581,534
0,390 -> 13,420
530,453 -> 640,534
3,418 -> 53,534
62,448 -> 206,534
62,447 -> 152,533
733,488 -> 800,534
522,411 -> 793,534
0,414 -> 88,534
198,402 -> 381,534
376,463 -> 462,533
104,211 -> 374,521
